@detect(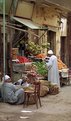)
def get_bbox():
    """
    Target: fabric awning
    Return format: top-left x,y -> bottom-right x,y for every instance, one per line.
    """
12,17 -> 41,29
12,17 -> 48,30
